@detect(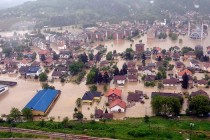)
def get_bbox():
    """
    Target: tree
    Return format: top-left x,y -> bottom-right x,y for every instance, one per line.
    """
103,72 -> 110,83
39,73 -> 48,82
142,60 -> 146,66
103,84 -> 108,92
42,83 -> 55,89
169,32 -> 178,40
158,82 -> 164,89
141,53 -> 146,60
2,47 -> 12,57
9,107 -> 21,122
168,64 -> 174,71
188,95 -> 210,117
40,54 -> 46,61
151,96 -> 183,116
106,51 -> 113,60
97,72 -> 103,83
119,69 -> 125,75
114,68 -> 120,76
182,73 -> 189,89
69,61 -> 84,75
144,115 -> 150,123
53,52 -> 59,60
74,107 -> 78,112
73,111 -> 83,121
181,47 -> 194,55
195,50 -> 204,60
156,72 -> 163,80
89,85 -> 97,91
61,117 -> 69,128
122,63 -> 128,74
79,53 -> 88,63
89,53 -> 94,61
125,48 -> 134,60
86,67 -> 98,84
76,98 -> 82,108
161,49 -> 166,55
22,108 -> 33,121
